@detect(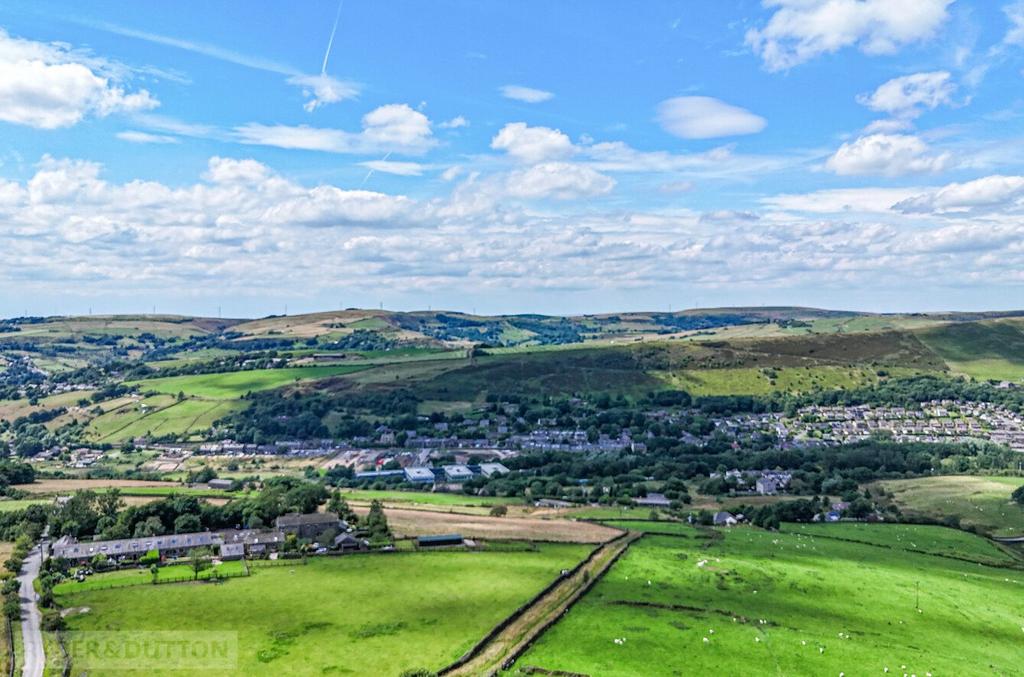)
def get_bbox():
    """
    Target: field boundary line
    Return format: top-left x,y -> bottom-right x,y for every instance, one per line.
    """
95,398 -> 190,442
496,531 -> 643,674
439,531 -> 640,676
784,528 -> 1024,569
